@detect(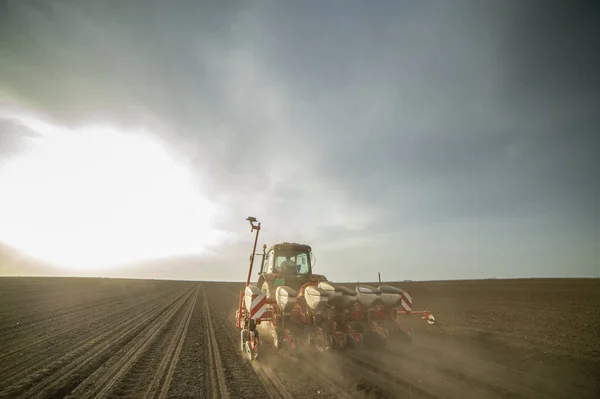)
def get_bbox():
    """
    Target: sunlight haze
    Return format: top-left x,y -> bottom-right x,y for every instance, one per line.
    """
0,113 -> 227,270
